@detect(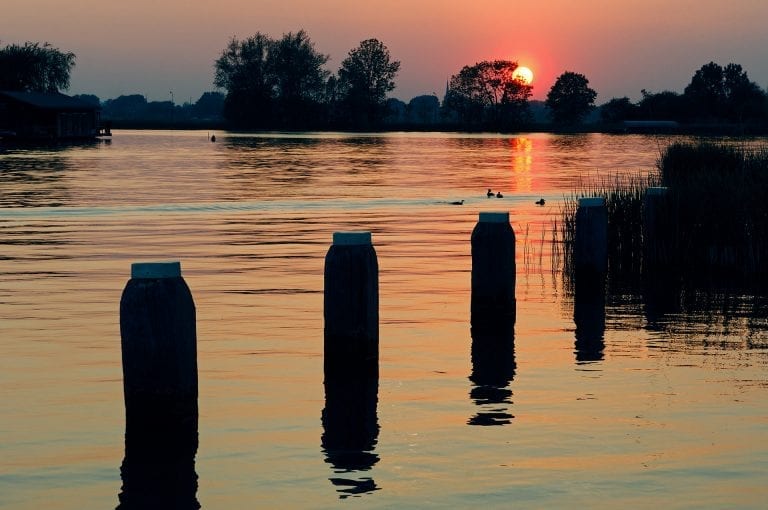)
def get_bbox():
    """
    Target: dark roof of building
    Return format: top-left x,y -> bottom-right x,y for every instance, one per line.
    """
0,90 -> 99,111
